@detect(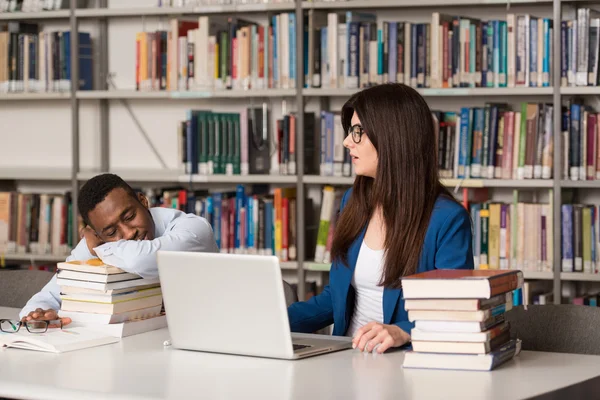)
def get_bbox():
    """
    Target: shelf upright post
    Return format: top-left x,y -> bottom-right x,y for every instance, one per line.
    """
552,0 -> 562,304
99,0 -> 109,172
296,0 -> 306,300
70,0 -> 80,245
